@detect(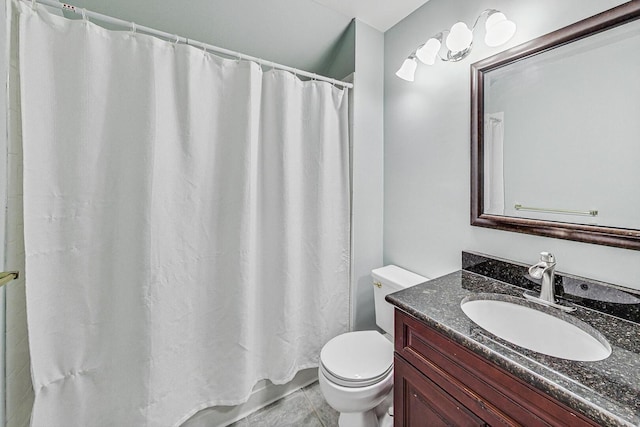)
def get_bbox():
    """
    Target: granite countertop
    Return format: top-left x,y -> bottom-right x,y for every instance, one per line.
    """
386,252 -> 640,427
